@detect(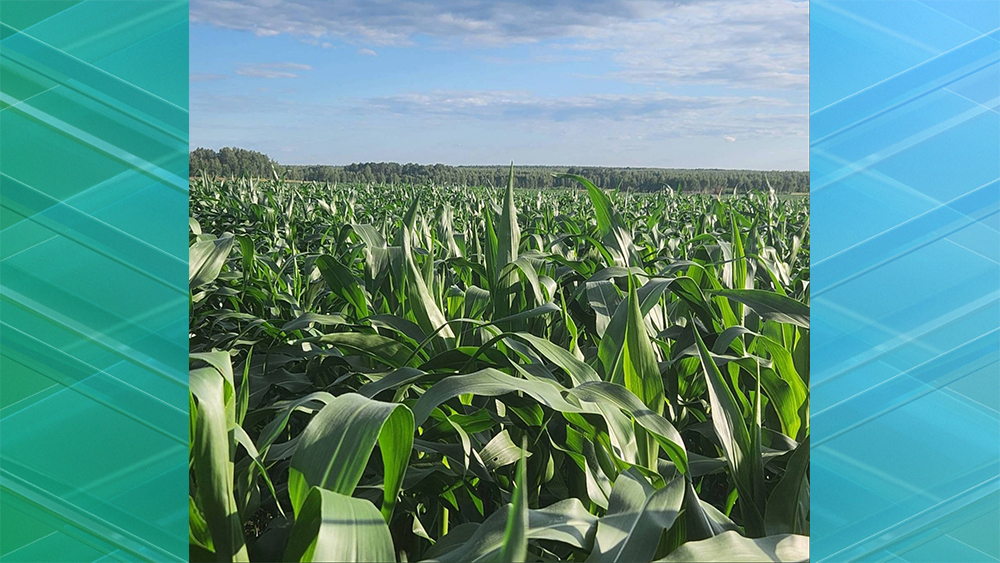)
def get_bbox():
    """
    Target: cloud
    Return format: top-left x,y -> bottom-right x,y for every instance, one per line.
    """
191,85 -> 806,140
592,0 -> 808,89
190,0 -> 640,45
191,91 -> 300,115
235,62 -> 312,79
190,73 -> 227,82
190,0 -> 808,90
357,48 -> 377,56
189,0 -> 808,167
356,90 -> 806,138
